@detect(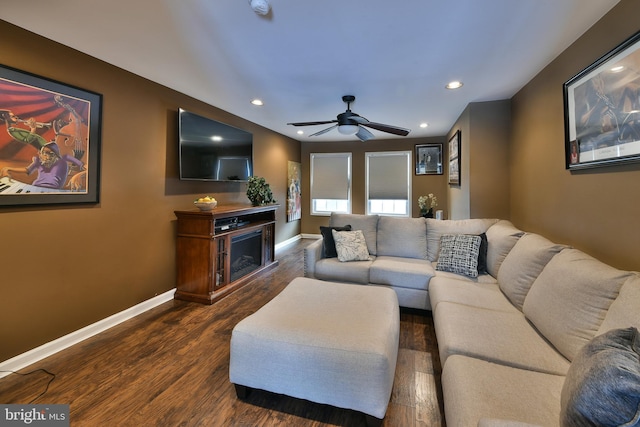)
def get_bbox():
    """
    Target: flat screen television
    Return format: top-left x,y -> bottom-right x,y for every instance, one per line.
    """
178,108 -> 253,181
